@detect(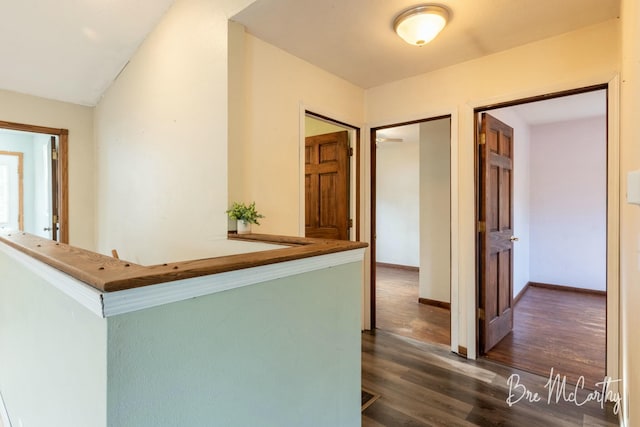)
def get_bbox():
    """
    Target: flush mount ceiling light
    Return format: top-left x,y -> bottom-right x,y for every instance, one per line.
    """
393,5 -> 449,47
